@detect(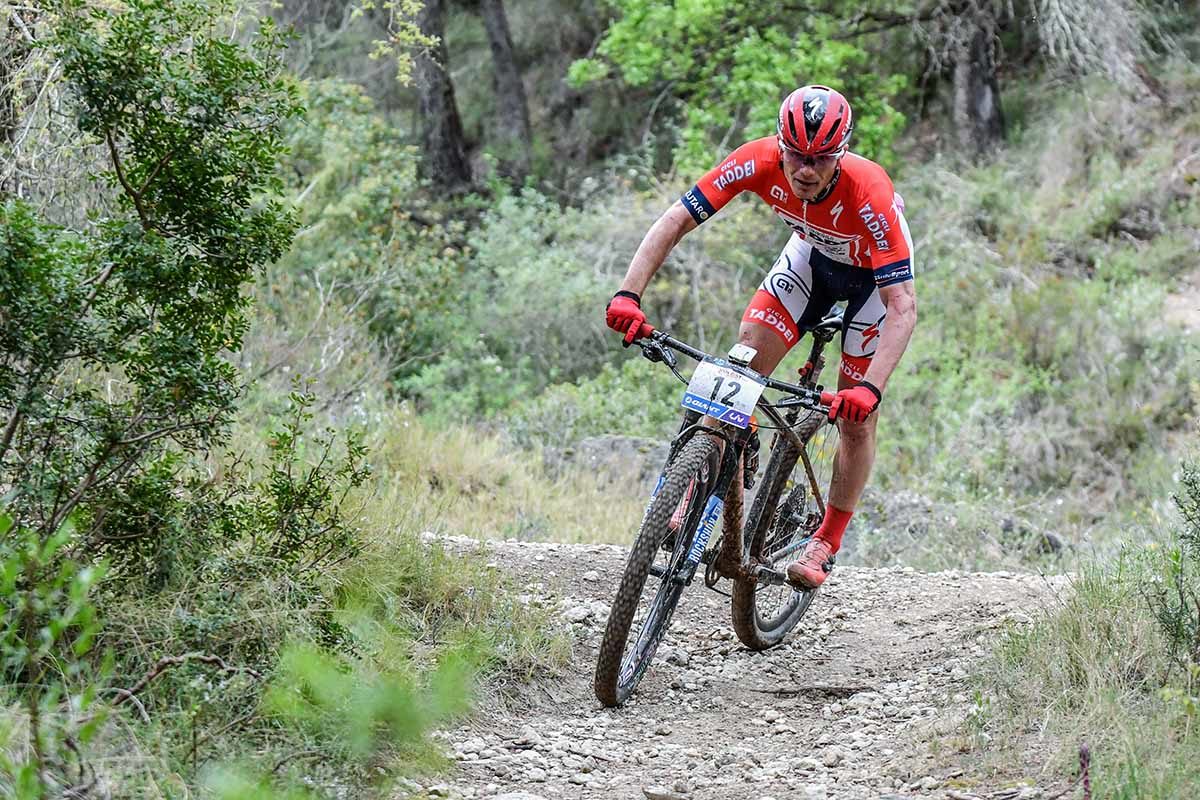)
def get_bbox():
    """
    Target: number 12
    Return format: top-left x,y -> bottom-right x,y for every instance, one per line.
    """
709,376 -> 742,405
